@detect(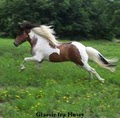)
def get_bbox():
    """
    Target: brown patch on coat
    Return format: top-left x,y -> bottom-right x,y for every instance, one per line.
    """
28,36 -> 38,48
49,43 -> 84,66
28,36 -> 38,55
